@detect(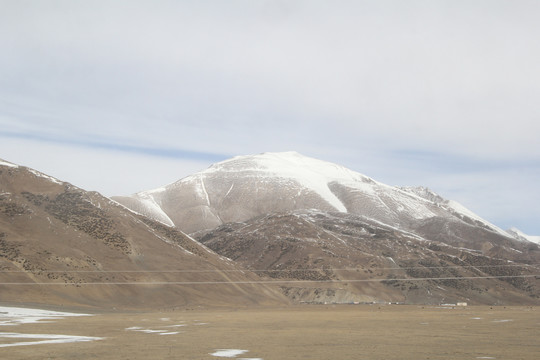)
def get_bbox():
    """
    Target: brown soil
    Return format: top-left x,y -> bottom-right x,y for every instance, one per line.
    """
1,305 -> 538,359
